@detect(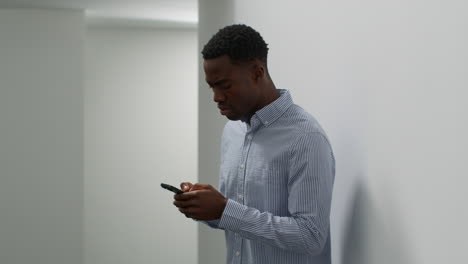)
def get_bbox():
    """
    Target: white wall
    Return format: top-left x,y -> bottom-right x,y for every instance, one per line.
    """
84,26 -> 198,264
199,1 -> 468,263
229,3 -> 366,264
0,9 -> 84,264
197,1 -> 233,263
